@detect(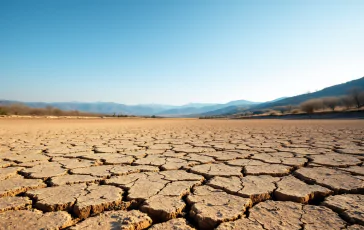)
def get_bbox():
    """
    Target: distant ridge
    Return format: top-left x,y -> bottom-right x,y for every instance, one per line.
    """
2,77 -> 363,117
192,97 -> 285,117
156,100 -> 259,117
251,76 -> 364,110
198,76 -> 364,116
0,99 -> 257,116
